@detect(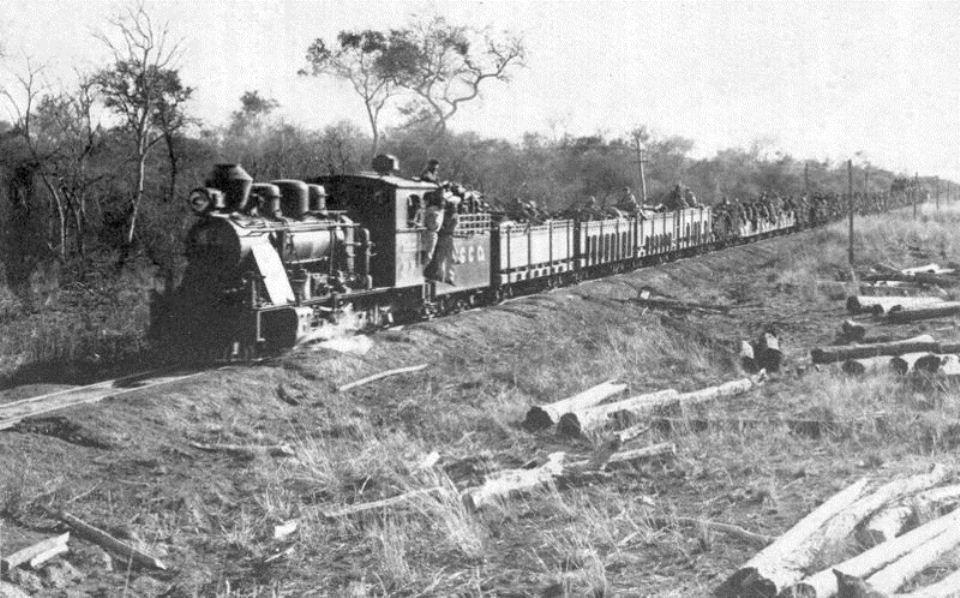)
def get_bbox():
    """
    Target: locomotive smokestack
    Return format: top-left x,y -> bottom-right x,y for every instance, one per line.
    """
206,164 -> 253,212
372,154 -> 399,176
